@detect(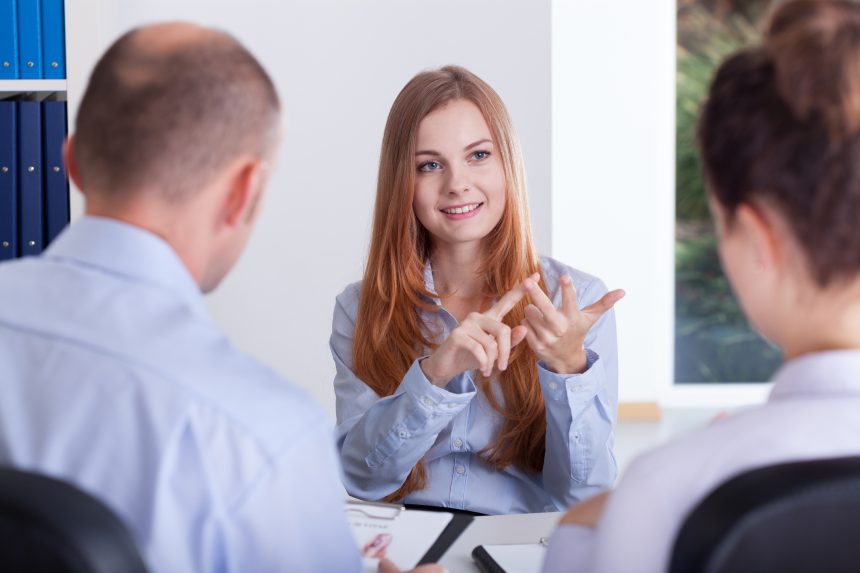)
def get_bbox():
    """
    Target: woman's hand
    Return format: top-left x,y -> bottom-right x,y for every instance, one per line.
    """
522,276 -> 625,374
420,275 -> 536,386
